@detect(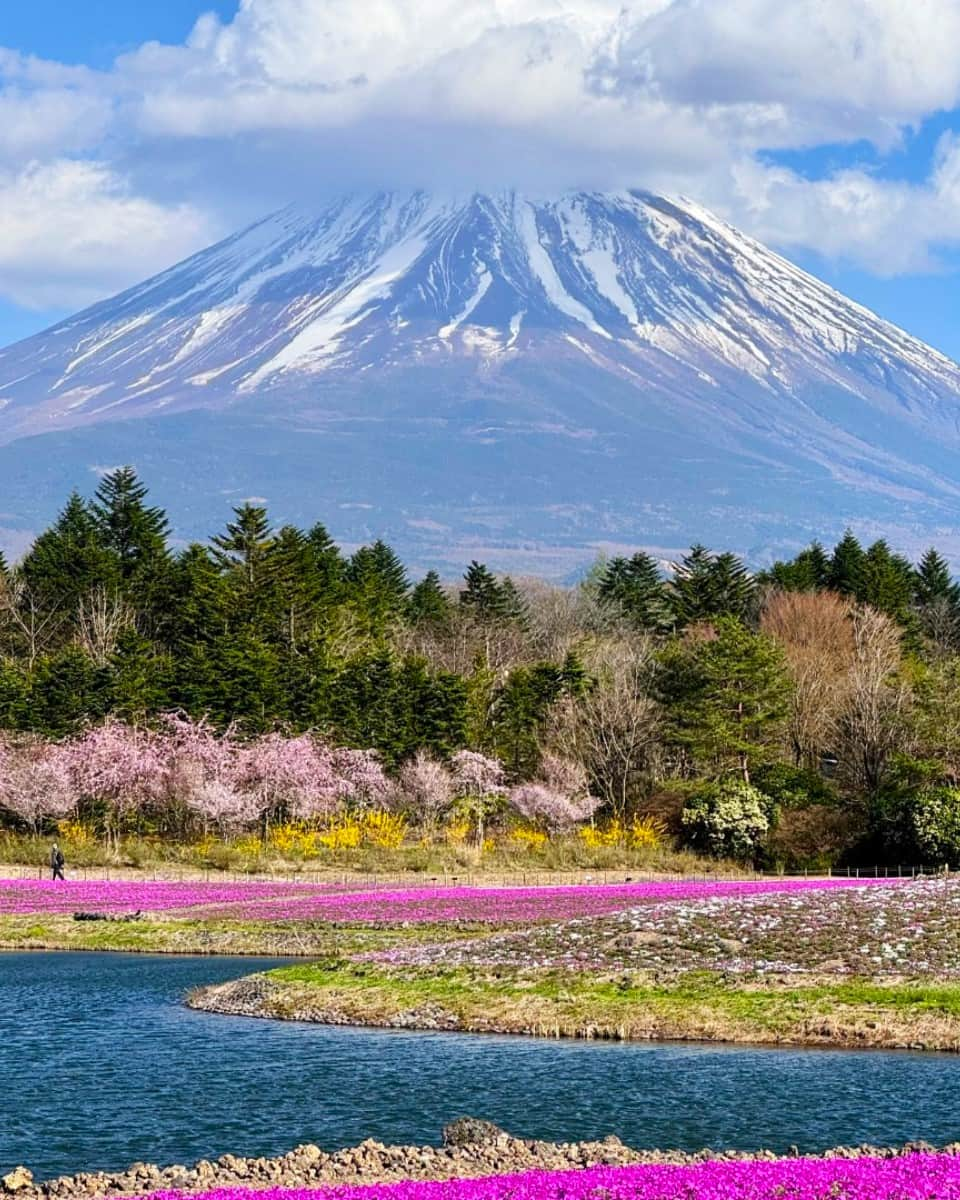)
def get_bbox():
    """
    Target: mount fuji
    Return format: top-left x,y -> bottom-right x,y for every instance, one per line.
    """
2,189 -> 960,573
